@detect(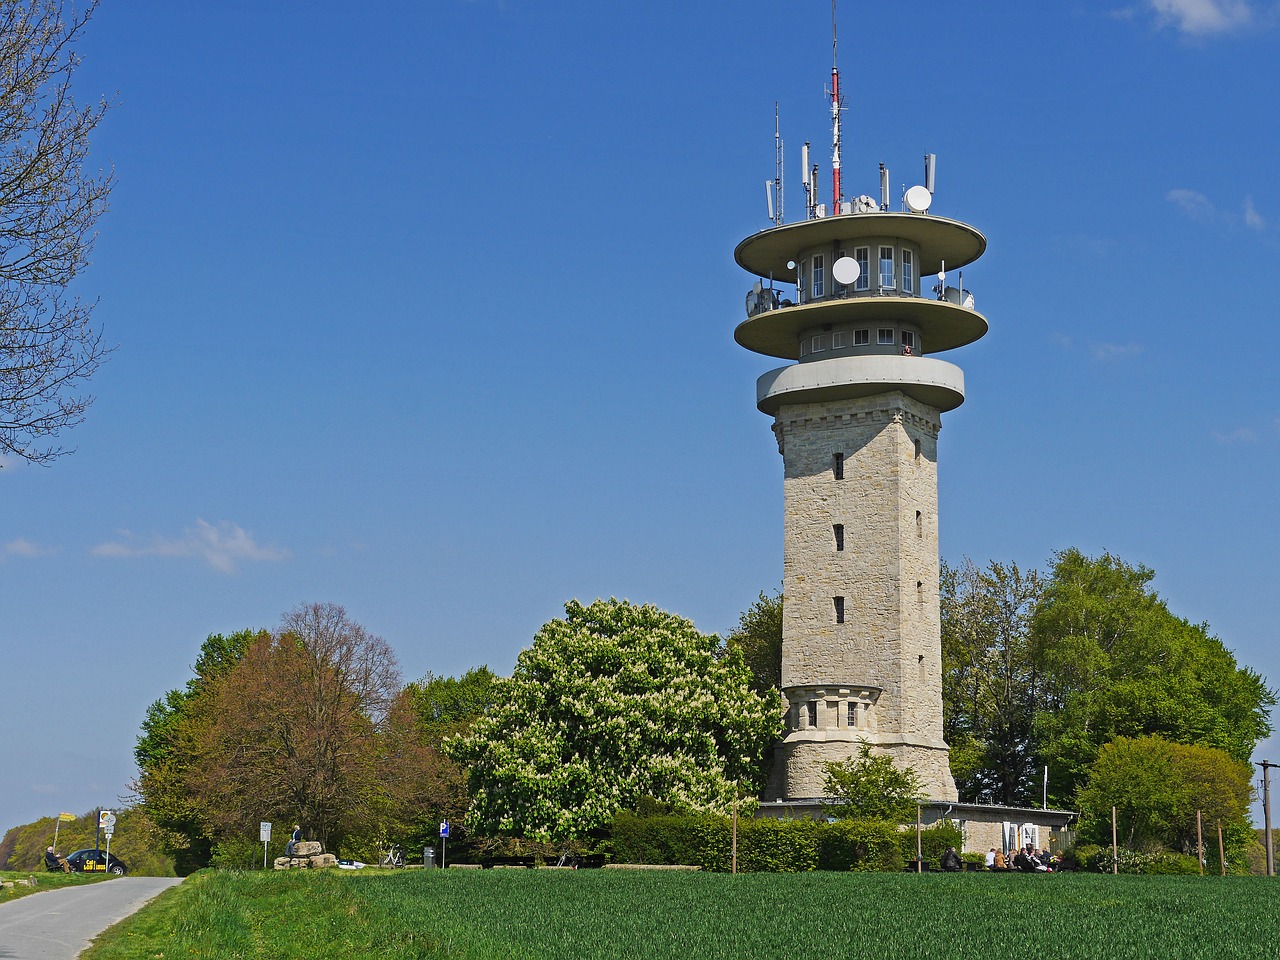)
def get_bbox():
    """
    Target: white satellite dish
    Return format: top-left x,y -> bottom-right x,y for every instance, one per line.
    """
905,185 -> 932,214
832,256 -> 860,286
